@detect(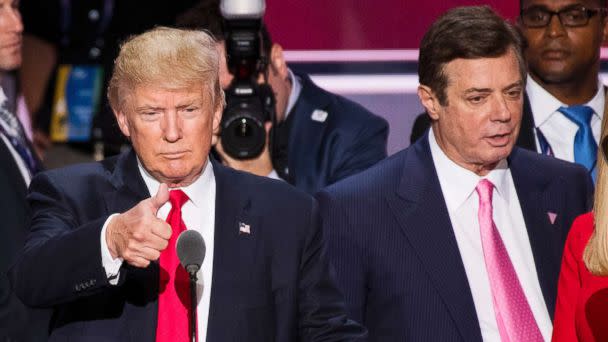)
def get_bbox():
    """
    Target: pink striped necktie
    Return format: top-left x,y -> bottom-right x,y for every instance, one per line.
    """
475,179 -> 543,342
156,190 -> 196,342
